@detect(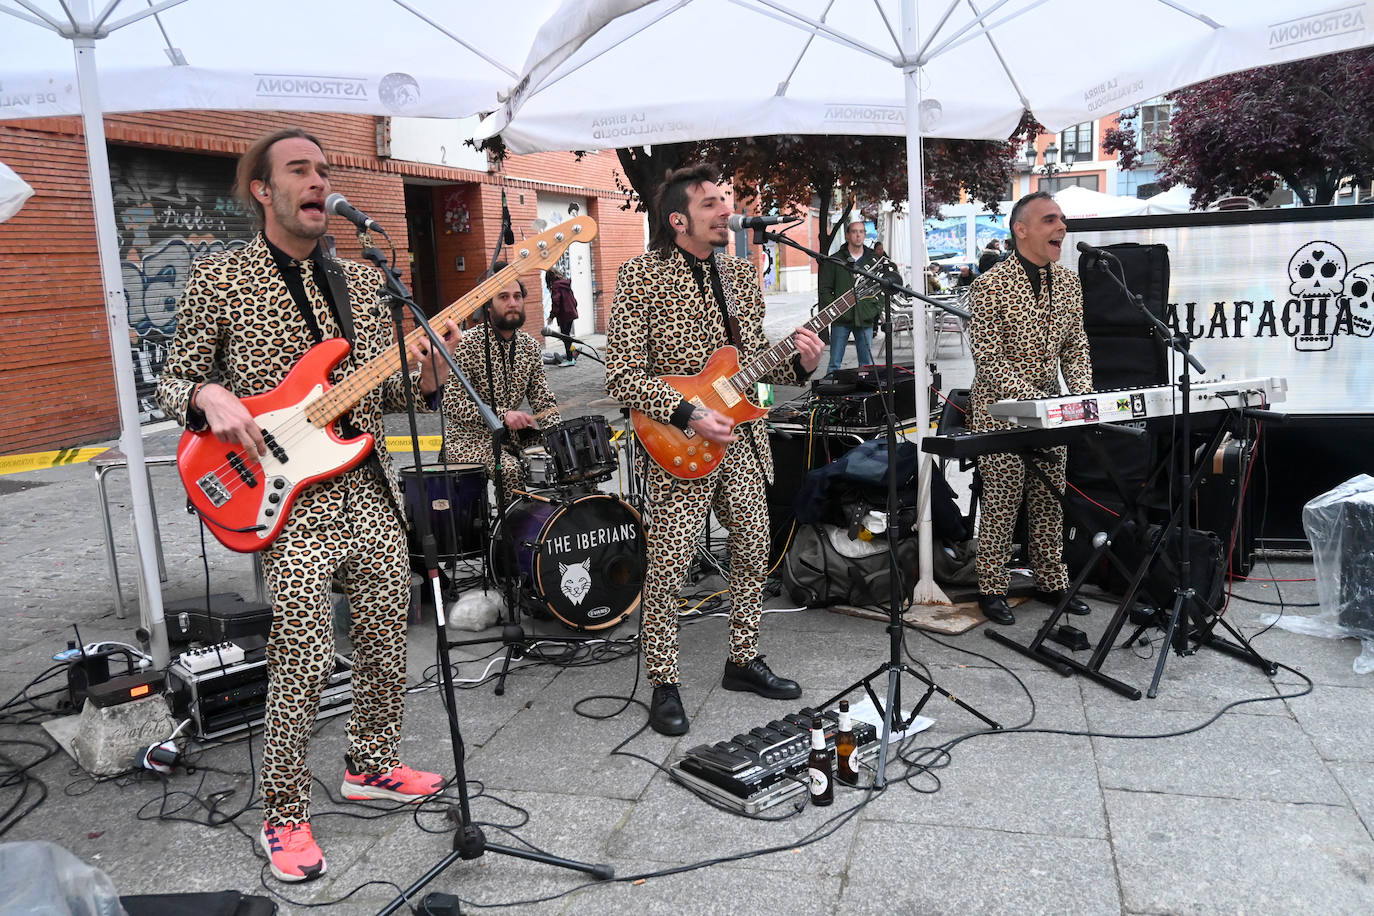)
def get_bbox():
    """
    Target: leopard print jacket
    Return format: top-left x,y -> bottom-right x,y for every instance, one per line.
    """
967,255 -> 1094,433
606,247 -> 809,482
155,233 -> 427,517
